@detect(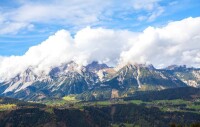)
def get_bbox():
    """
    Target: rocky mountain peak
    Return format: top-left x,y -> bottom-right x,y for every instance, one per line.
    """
0,62 -> 199,101
86,61 -> 109,72
48,61 -> 85,77
121,63 -> 155,71
166,65 -> 187,71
